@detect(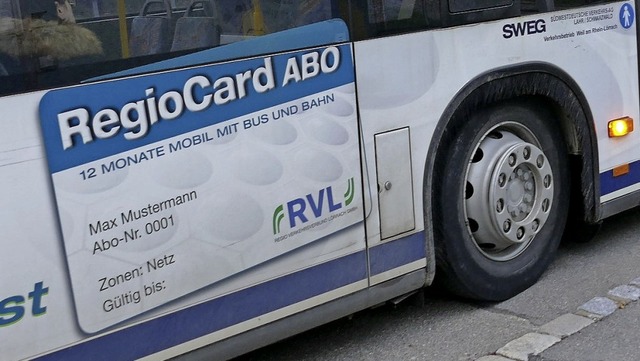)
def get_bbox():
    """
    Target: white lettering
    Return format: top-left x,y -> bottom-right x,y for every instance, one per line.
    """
282,57 -> 302,86
54,48 -> 341,149
253,57 -> 276,93
93,109 -> 120,139
184,76 -> 212,112
58,108 -> 92,150
121,101 -> 148,140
